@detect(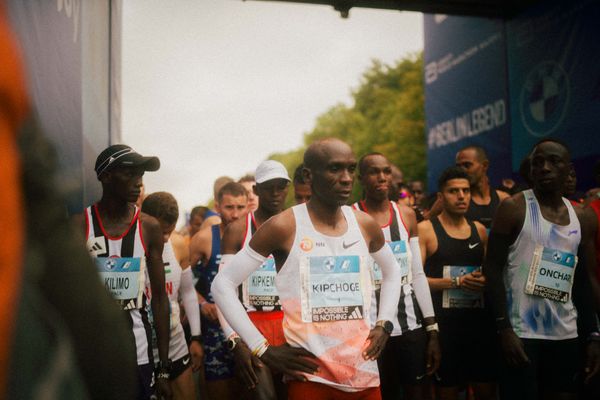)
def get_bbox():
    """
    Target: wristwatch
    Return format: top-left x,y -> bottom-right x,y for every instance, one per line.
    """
226,336 -> 242,351
375,320 -> 393,335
